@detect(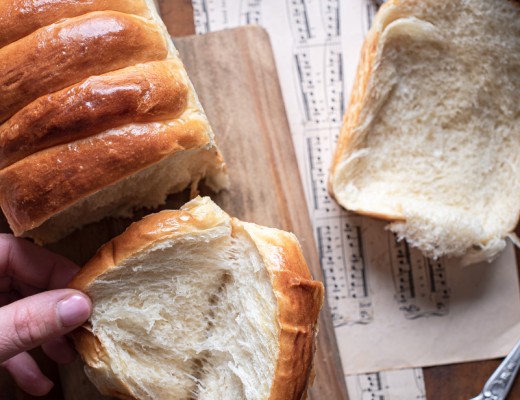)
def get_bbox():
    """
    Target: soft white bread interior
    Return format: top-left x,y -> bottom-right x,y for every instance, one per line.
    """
330,0 -> 520,265
68,197 -> 324,400
0,1 -> 228,243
